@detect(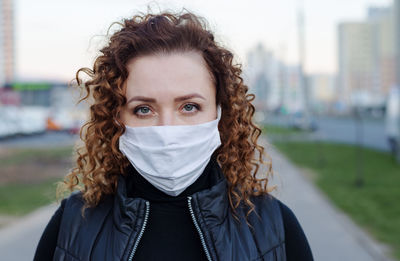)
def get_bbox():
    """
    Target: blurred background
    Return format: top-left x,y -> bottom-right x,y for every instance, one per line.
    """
0,0 -> 399,260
